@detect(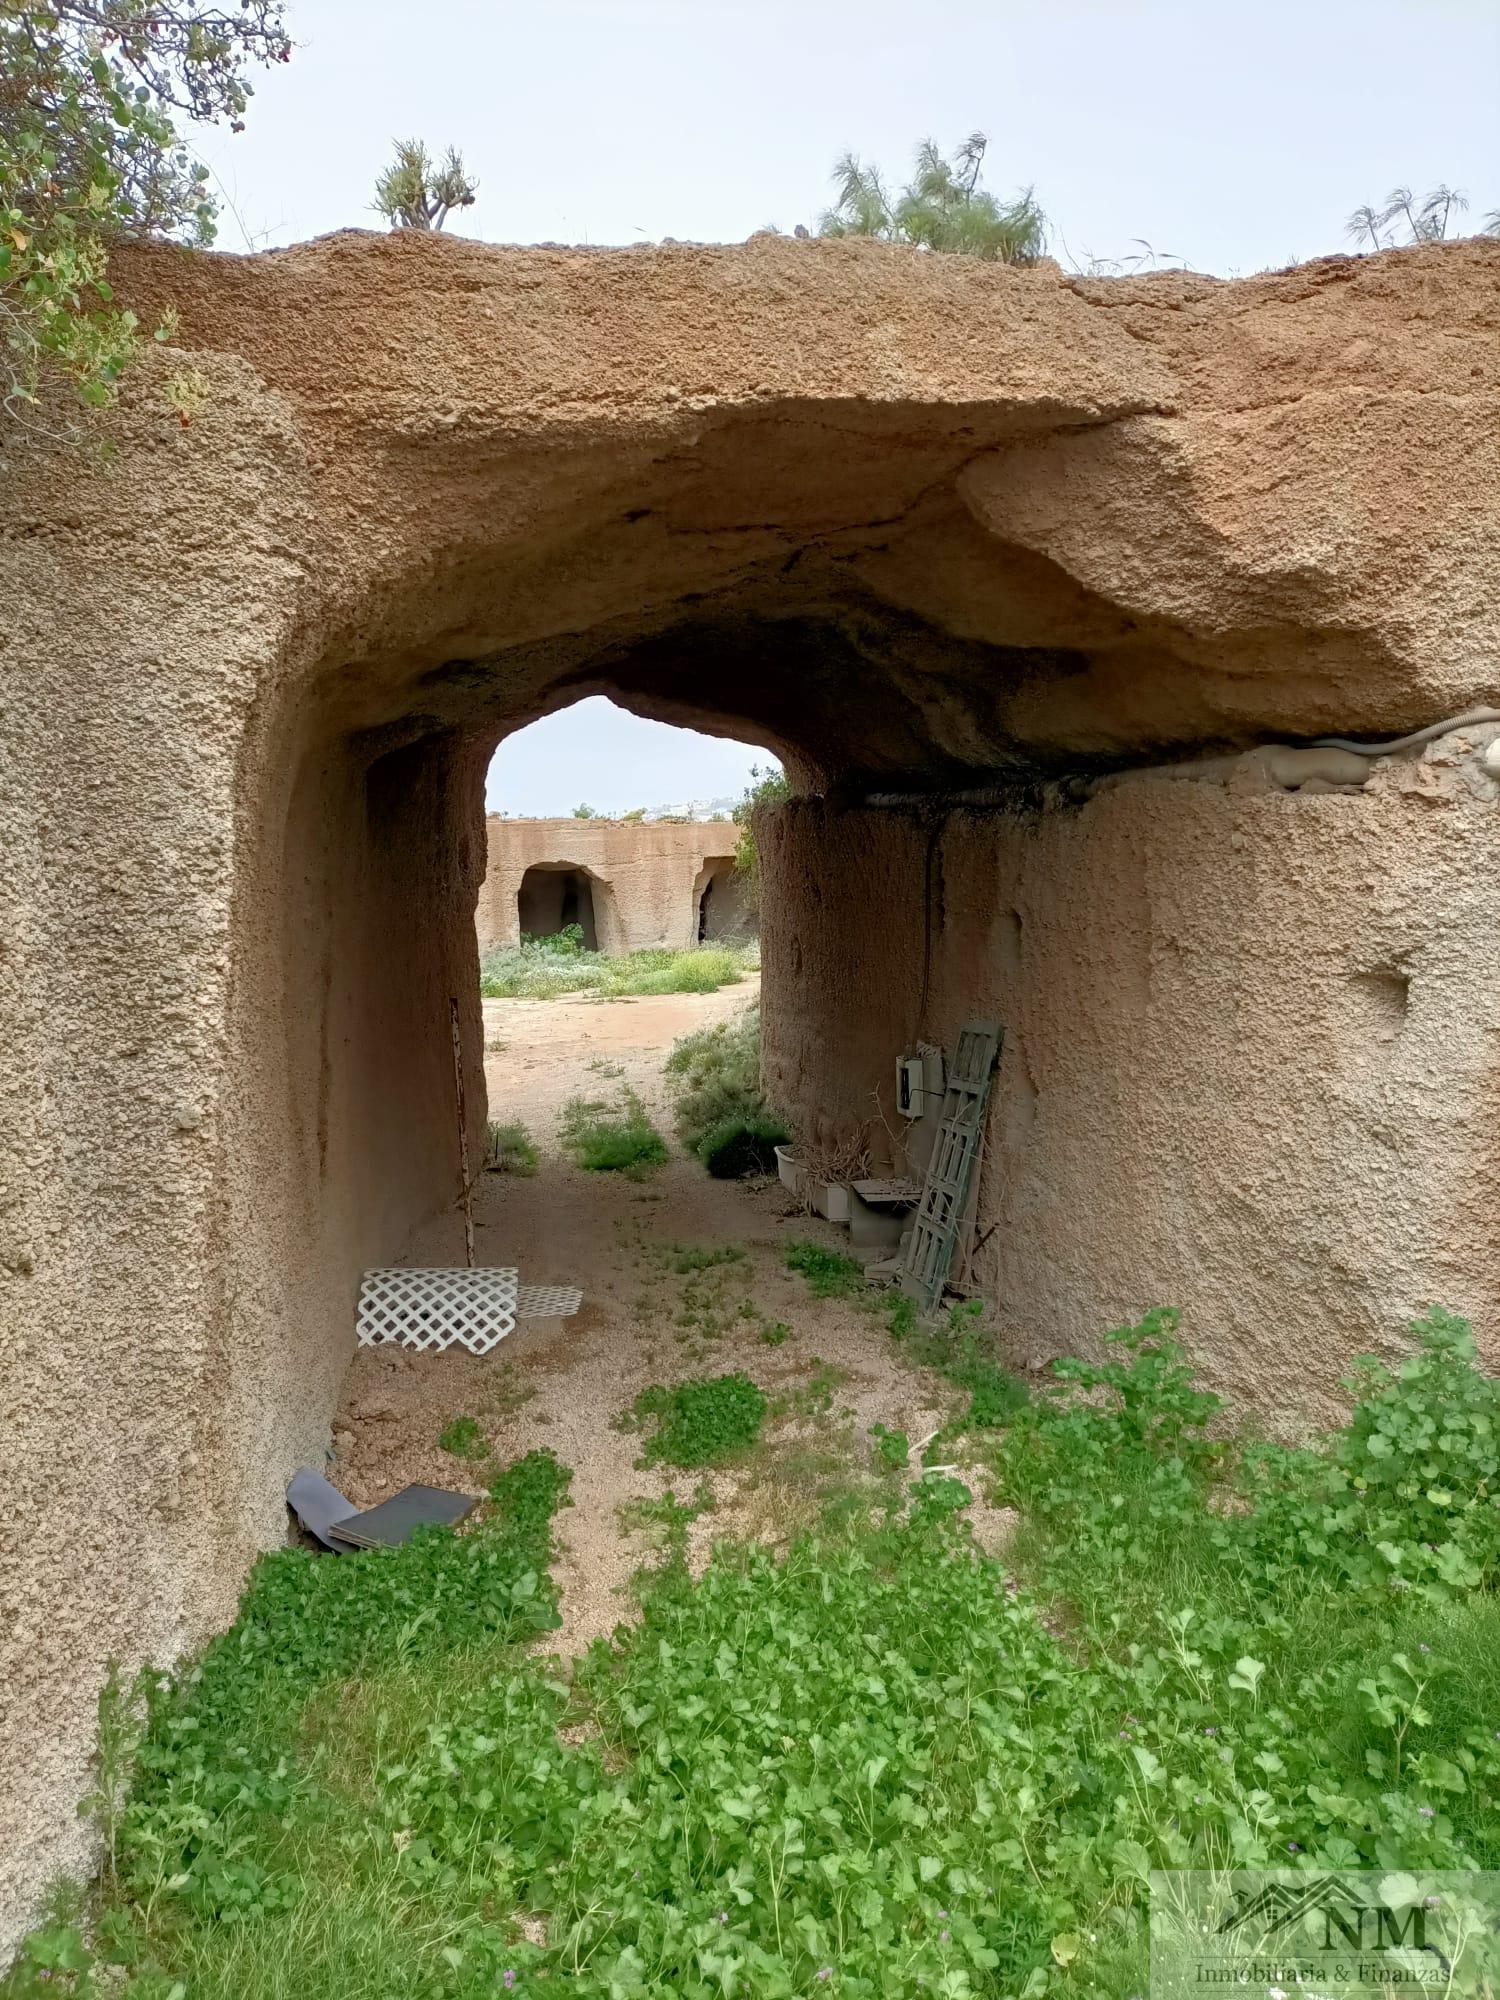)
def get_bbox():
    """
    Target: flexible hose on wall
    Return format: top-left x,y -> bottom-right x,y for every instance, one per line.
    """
1310,706 -> 1500,755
